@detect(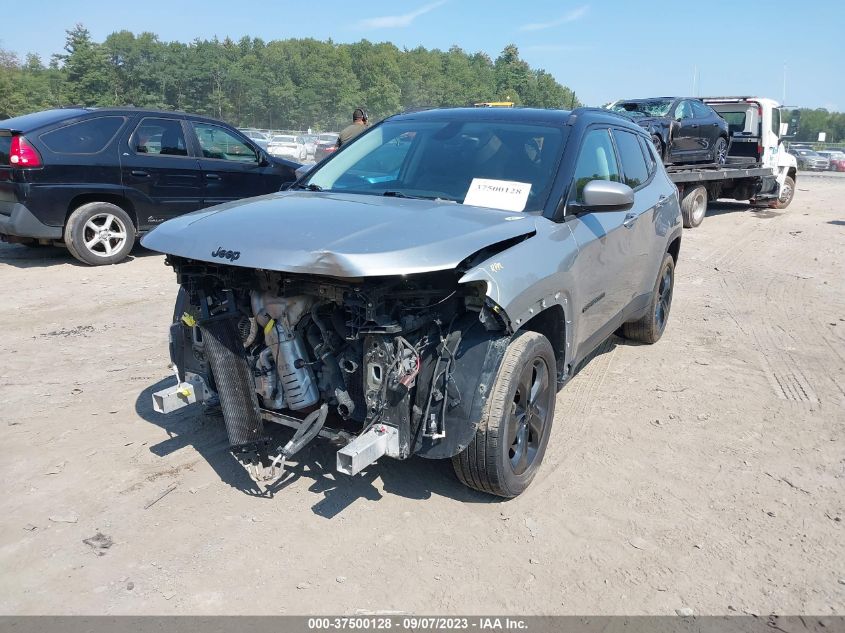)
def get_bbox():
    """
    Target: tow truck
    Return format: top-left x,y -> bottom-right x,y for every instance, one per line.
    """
666,97 -> 798,228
